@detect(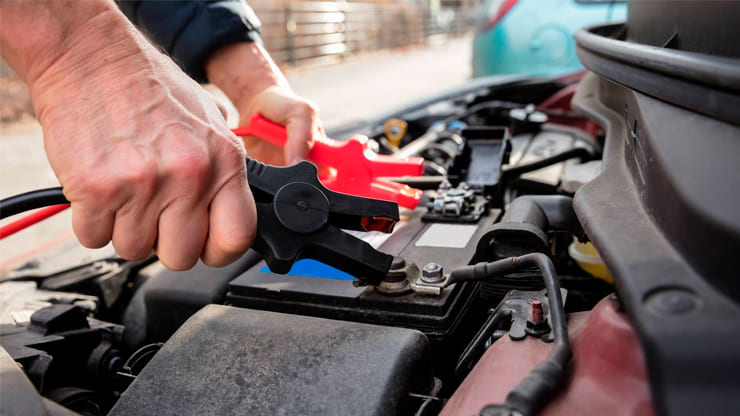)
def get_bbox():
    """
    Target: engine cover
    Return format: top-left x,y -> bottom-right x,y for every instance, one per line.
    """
109,305 -> 432,416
